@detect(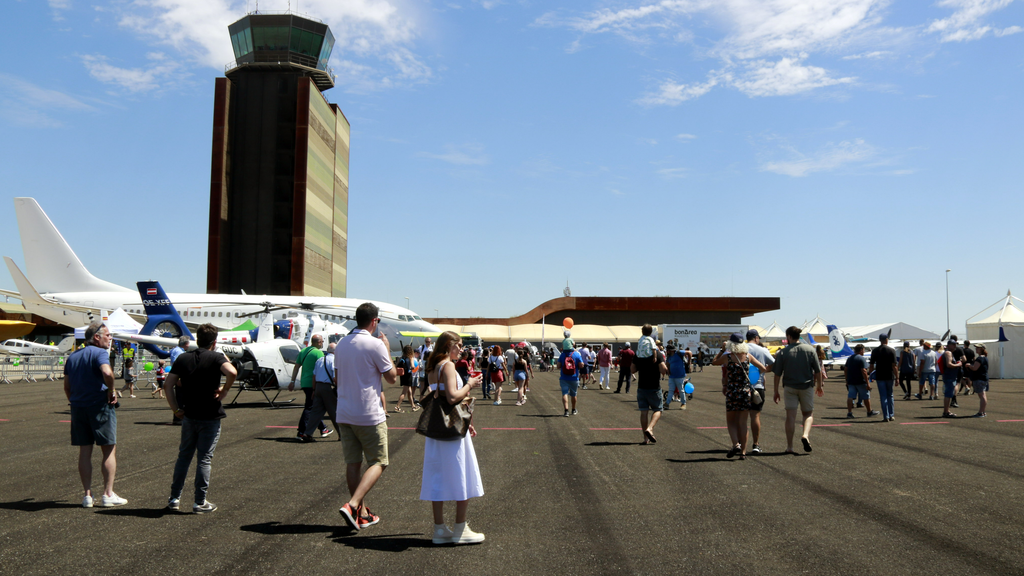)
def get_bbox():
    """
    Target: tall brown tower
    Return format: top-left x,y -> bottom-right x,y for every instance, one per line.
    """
208,12 -> 349,297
